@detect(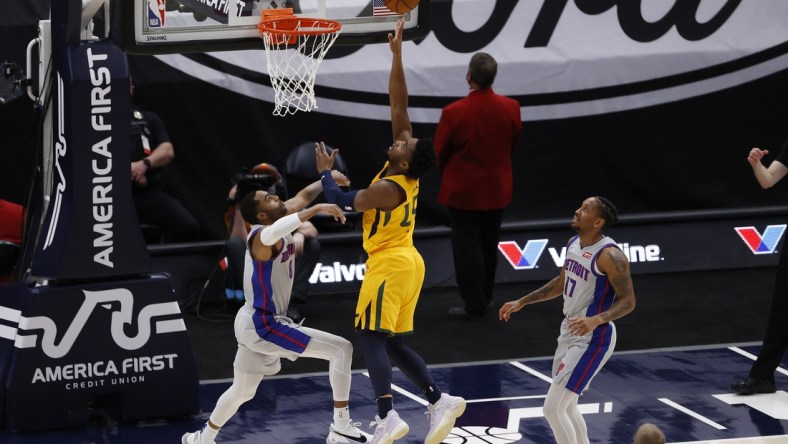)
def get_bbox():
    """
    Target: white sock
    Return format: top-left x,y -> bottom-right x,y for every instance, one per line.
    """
333,406 -> 350,426
201,422 -> 219,442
